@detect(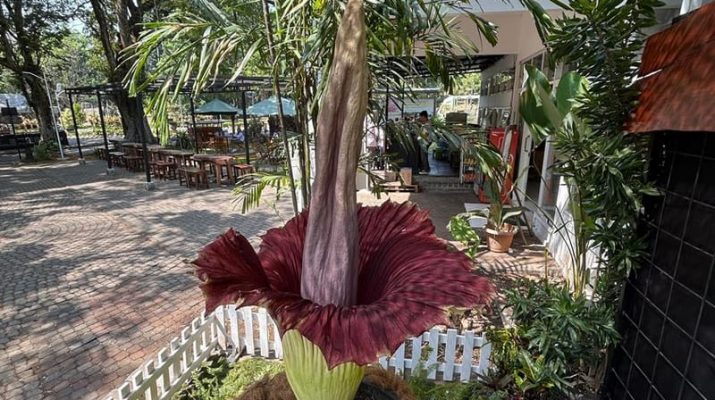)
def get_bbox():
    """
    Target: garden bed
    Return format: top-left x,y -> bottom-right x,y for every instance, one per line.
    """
104,306 -> 492,400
